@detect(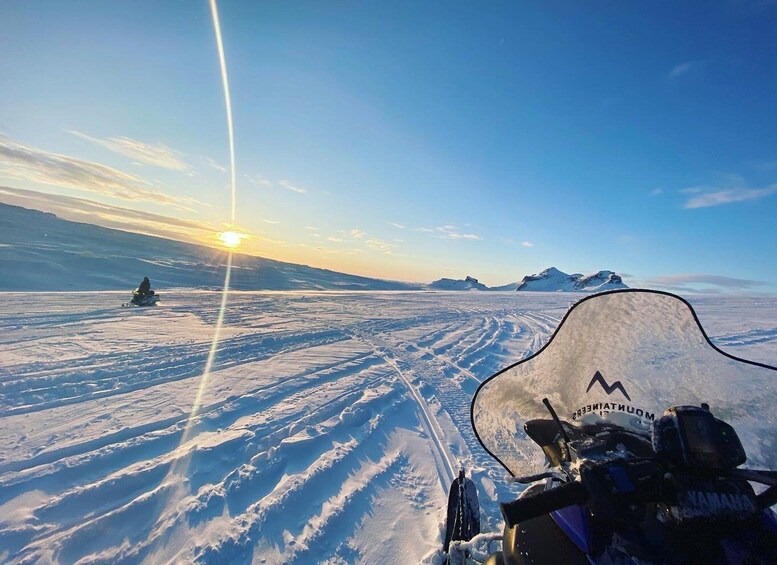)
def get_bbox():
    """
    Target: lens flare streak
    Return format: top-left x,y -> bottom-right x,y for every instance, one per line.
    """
179,251 -> 233,446
172,0 -> 238,471
209,0 -> 236,223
